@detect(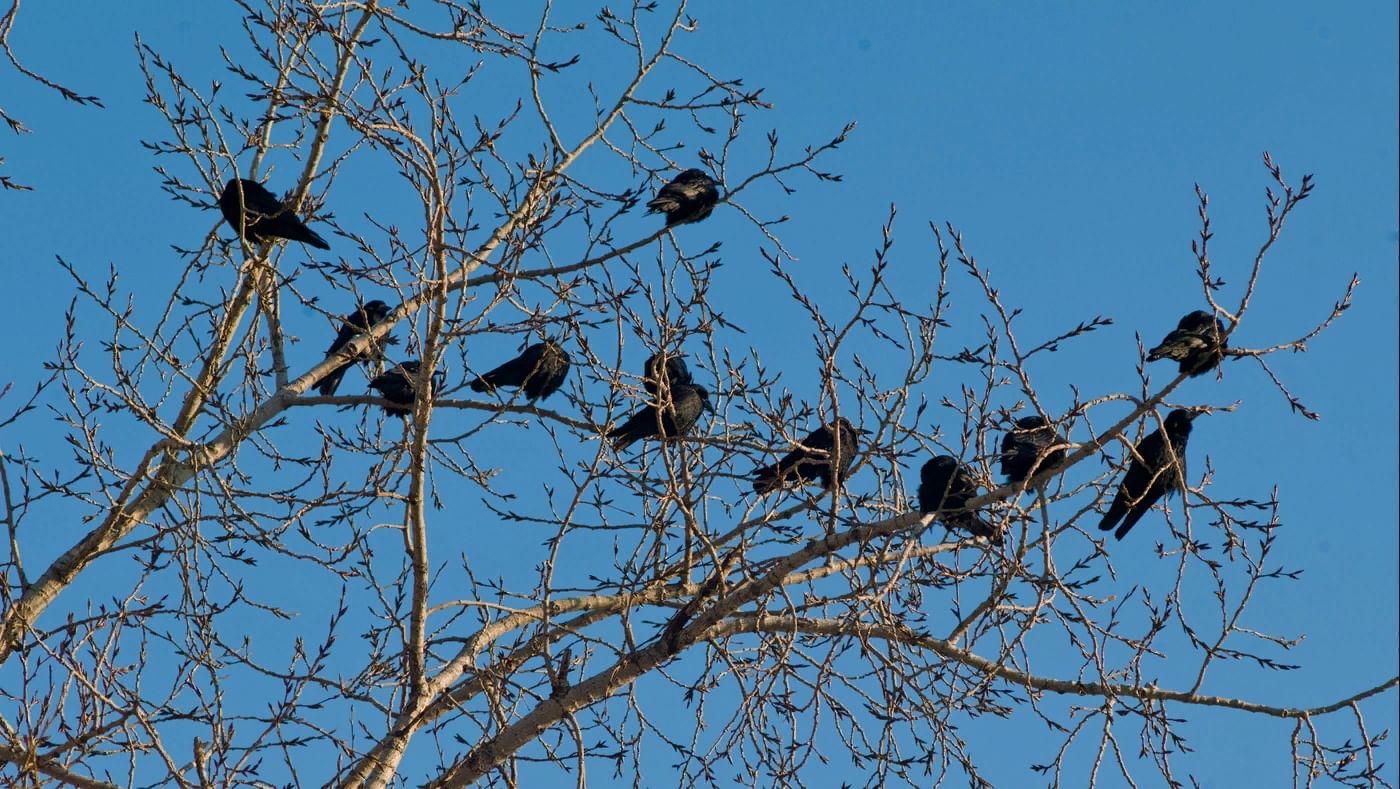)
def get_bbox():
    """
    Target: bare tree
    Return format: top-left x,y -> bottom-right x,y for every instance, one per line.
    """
0,2 -> 1393,786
